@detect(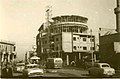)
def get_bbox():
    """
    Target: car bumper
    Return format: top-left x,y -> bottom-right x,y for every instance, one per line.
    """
28,74 -> 44,77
